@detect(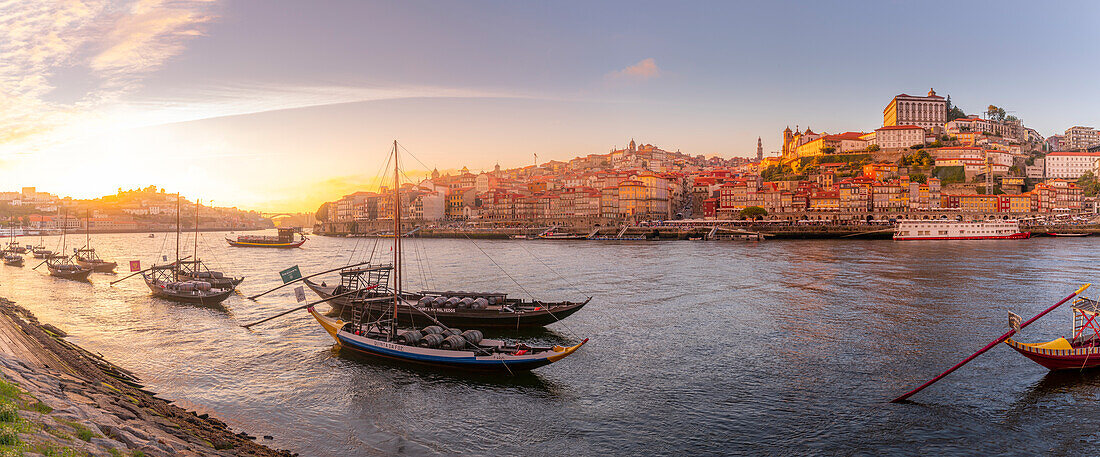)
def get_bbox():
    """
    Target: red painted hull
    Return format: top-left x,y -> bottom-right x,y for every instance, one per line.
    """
1005,339 -> 1100,371
894,232 -> 1031,241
